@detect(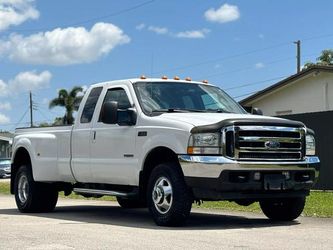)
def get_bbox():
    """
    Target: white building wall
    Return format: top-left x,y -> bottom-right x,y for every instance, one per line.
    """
247,72 -> 333,116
